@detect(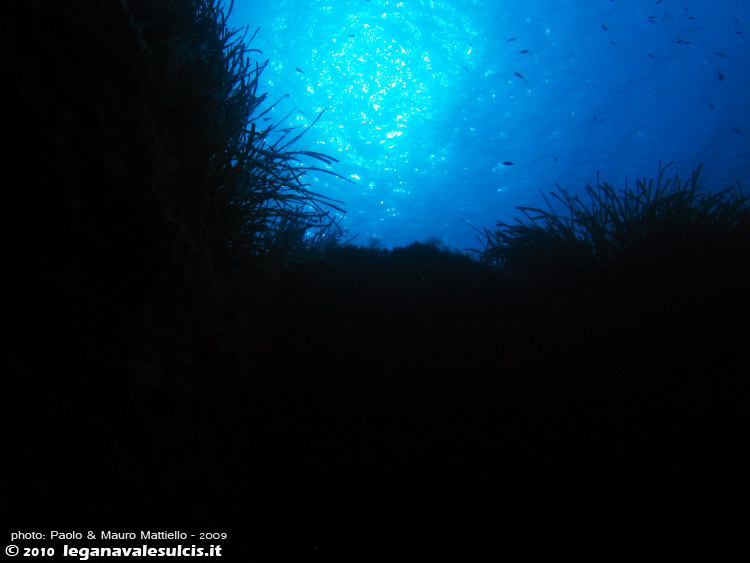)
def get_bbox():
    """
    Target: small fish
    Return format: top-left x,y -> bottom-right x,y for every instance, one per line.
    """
717,71 -> 724,80
602,24 -> 608,31
609,41 -> 617,45
507,37 -> 517,41
519,49 -> 529,53
676,39 -> 684,43
553,157 -> 558,161
716,51 -> 726,57
709,103 -> 716,110
732,127 -> 742,134
295,67 -> 305,74
502,161 -> 515,166
348,34 -> 355,37
648,16 -> 657,23
656,0 -> 662,4
648,53 -> 656,58
463,66 -> 470,72
514,71 -> 526,81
